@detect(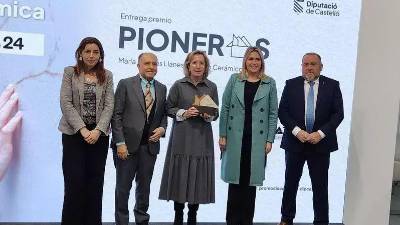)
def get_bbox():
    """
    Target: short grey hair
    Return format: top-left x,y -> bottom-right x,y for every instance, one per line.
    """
137,52 -> 157,64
